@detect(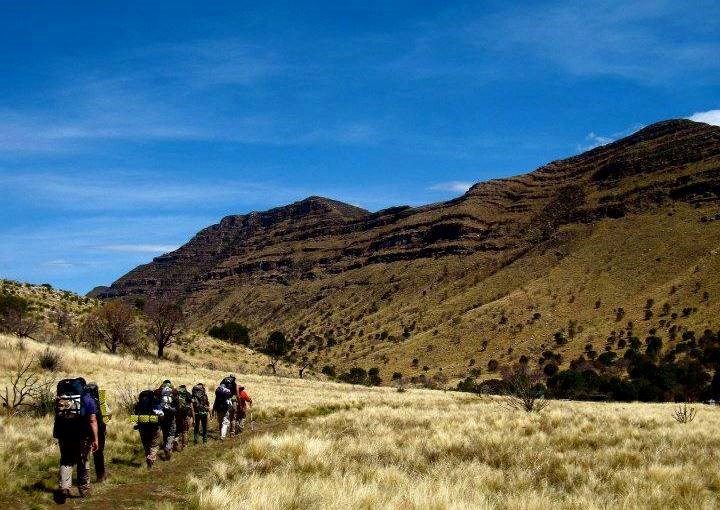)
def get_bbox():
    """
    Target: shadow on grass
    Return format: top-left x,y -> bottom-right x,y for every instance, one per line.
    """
110,456 -> 143,468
